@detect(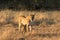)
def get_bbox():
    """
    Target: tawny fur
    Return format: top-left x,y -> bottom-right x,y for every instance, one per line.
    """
18,15 -> 34,32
